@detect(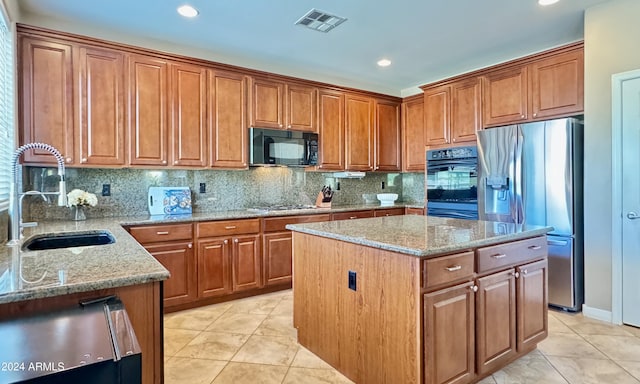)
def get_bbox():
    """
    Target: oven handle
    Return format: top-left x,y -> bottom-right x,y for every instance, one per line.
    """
427,159 -> 477,170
